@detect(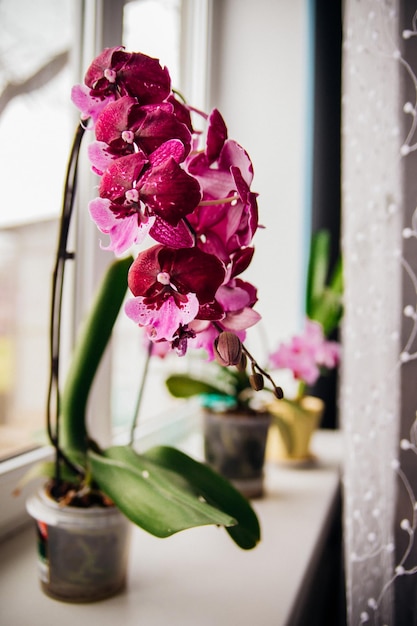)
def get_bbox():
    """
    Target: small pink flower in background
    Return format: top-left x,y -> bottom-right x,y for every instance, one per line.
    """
269,319 -> 340,387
